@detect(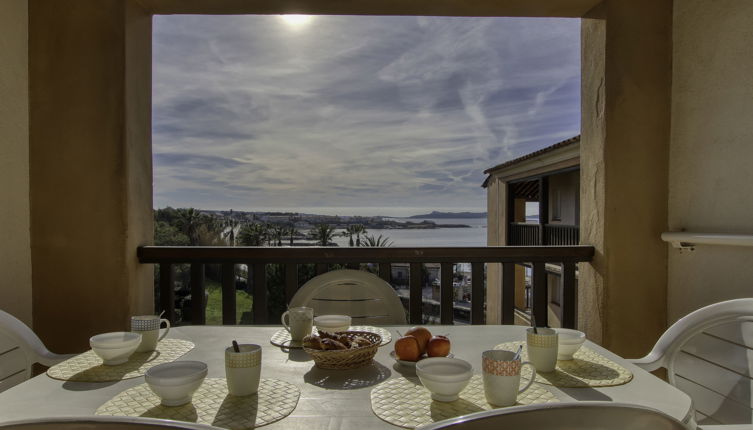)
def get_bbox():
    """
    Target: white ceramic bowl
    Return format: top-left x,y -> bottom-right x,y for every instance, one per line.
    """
314,315 -> 351,333
89,332 -> 142,365
390,350 -> 455,368
415,357 -> 473,402
145,361 -> 208,406
555,328 -> 586,360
